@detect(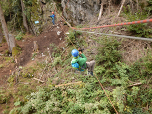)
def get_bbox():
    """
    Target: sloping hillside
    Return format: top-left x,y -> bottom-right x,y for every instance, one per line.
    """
0,0 -> 152,114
